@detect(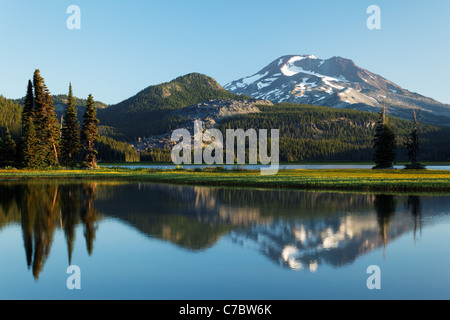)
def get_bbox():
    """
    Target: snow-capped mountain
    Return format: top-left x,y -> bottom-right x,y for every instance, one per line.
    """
224,55 -> 450,125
